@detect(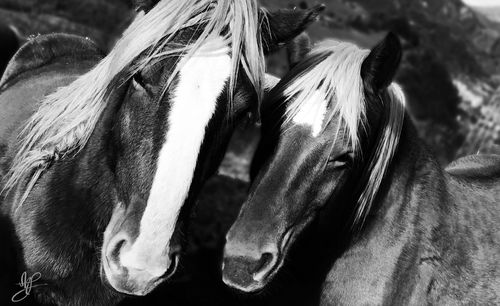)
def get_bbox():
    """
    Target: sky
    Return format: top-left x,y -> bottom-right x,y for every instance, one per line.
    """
462,0 -> 500,7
